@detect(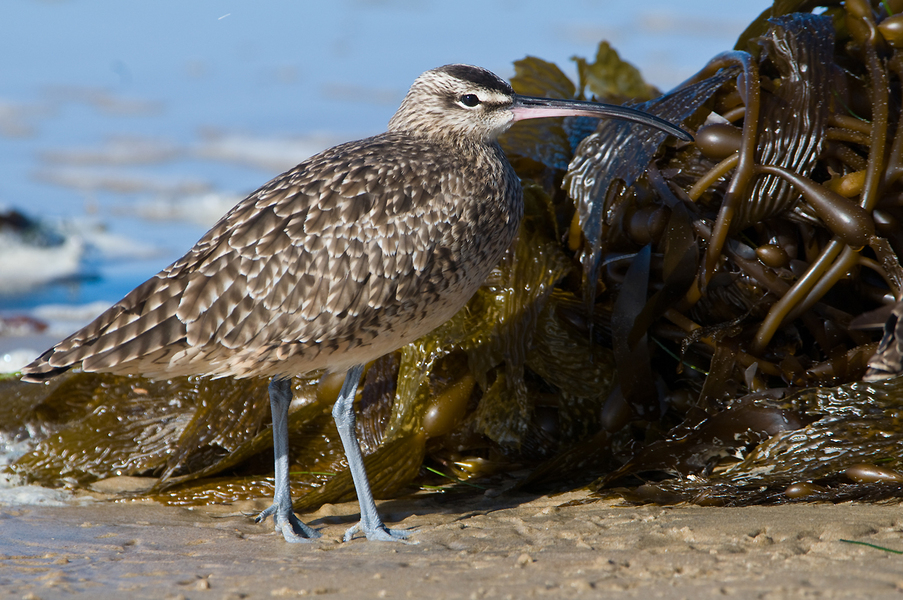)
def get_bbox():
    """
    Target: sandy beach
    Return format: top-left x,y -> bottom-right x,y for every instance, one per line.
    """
3,490 -> 902,599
